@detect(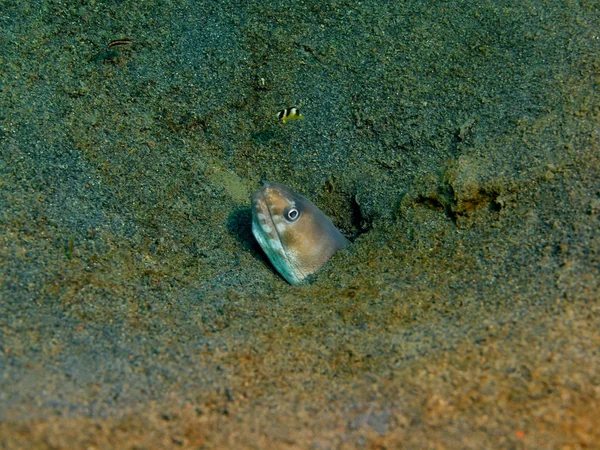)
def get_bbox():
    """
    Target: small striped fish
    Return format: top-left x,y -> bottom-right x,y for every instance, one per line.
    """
251,183 -> 349,285
276,107 -> 303,124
